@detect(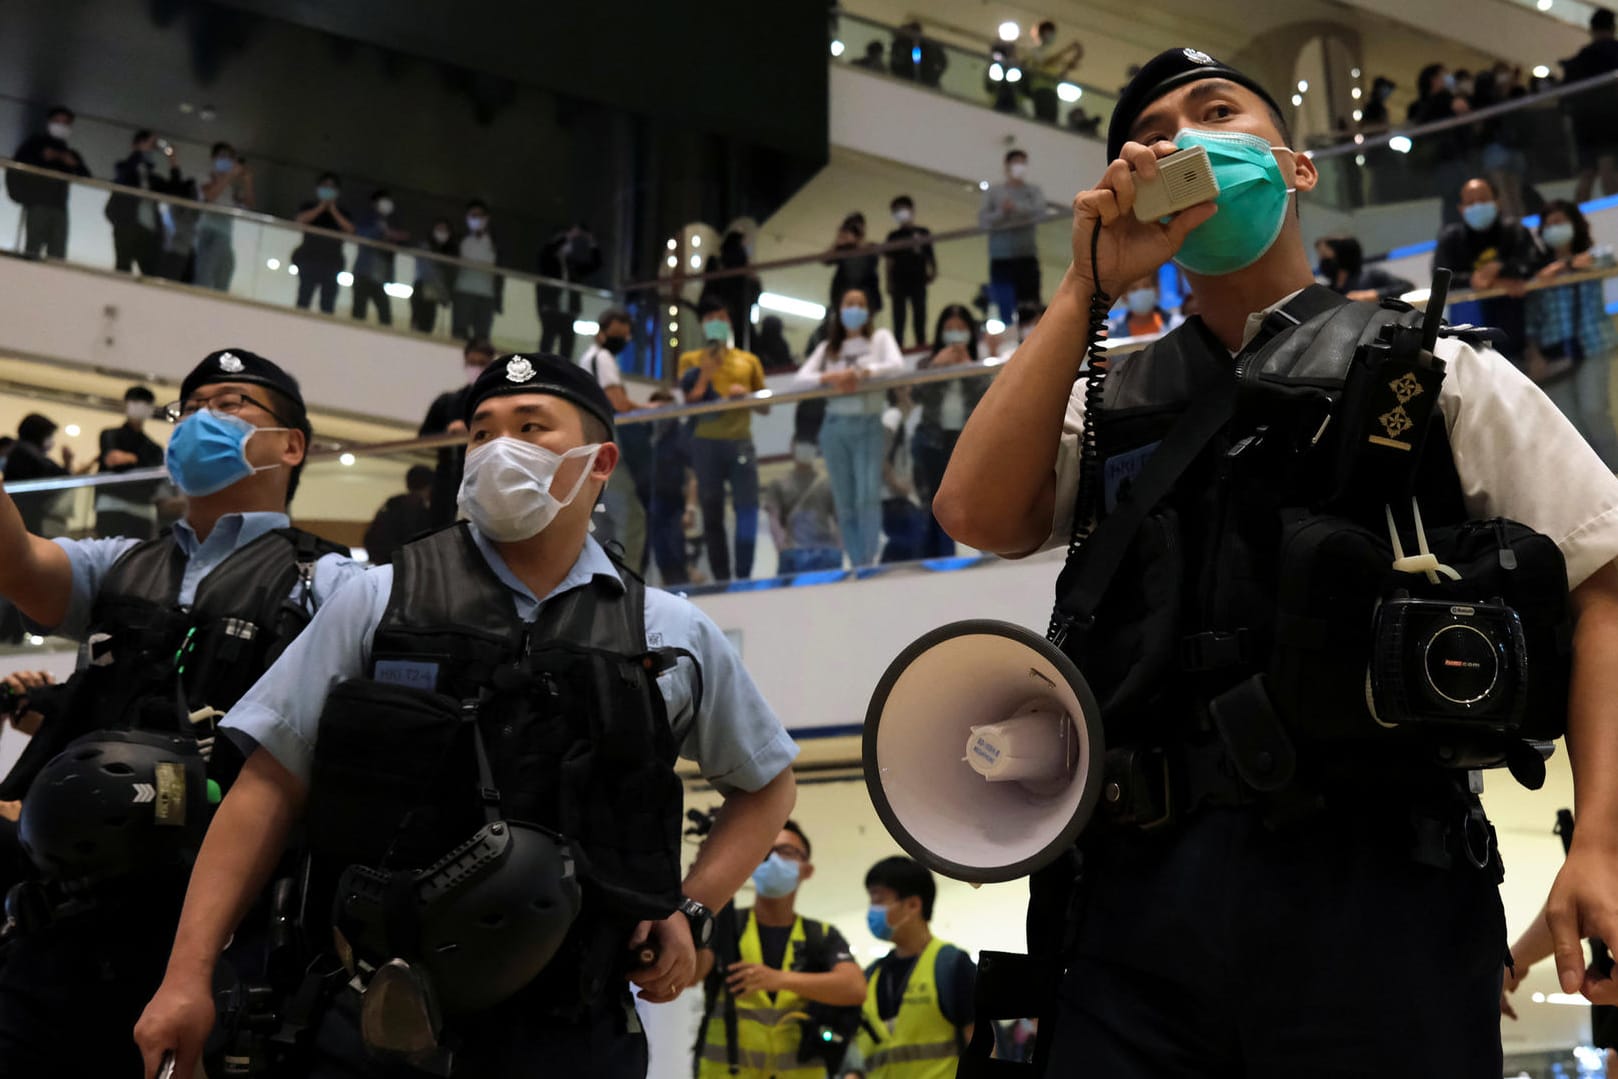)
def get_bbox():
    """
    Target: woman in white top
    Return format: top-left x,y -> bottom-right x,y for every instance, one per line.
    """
795,288 -> 907,566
